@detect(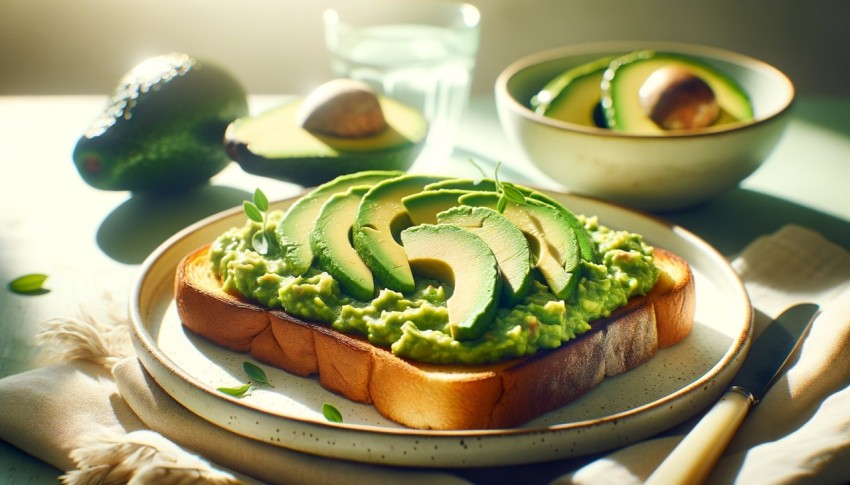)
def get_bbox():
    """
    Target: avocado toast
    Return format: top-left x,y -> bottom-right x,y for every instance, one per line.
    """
174,171 -> 695,429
